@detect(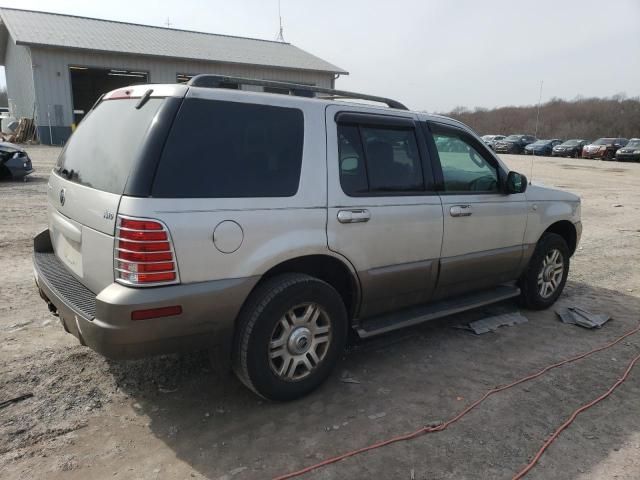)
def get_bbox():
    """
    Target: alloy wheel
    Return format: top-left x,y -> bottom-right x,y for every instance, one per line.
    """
268,303 -> 332,381
537,248 -> 564,298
